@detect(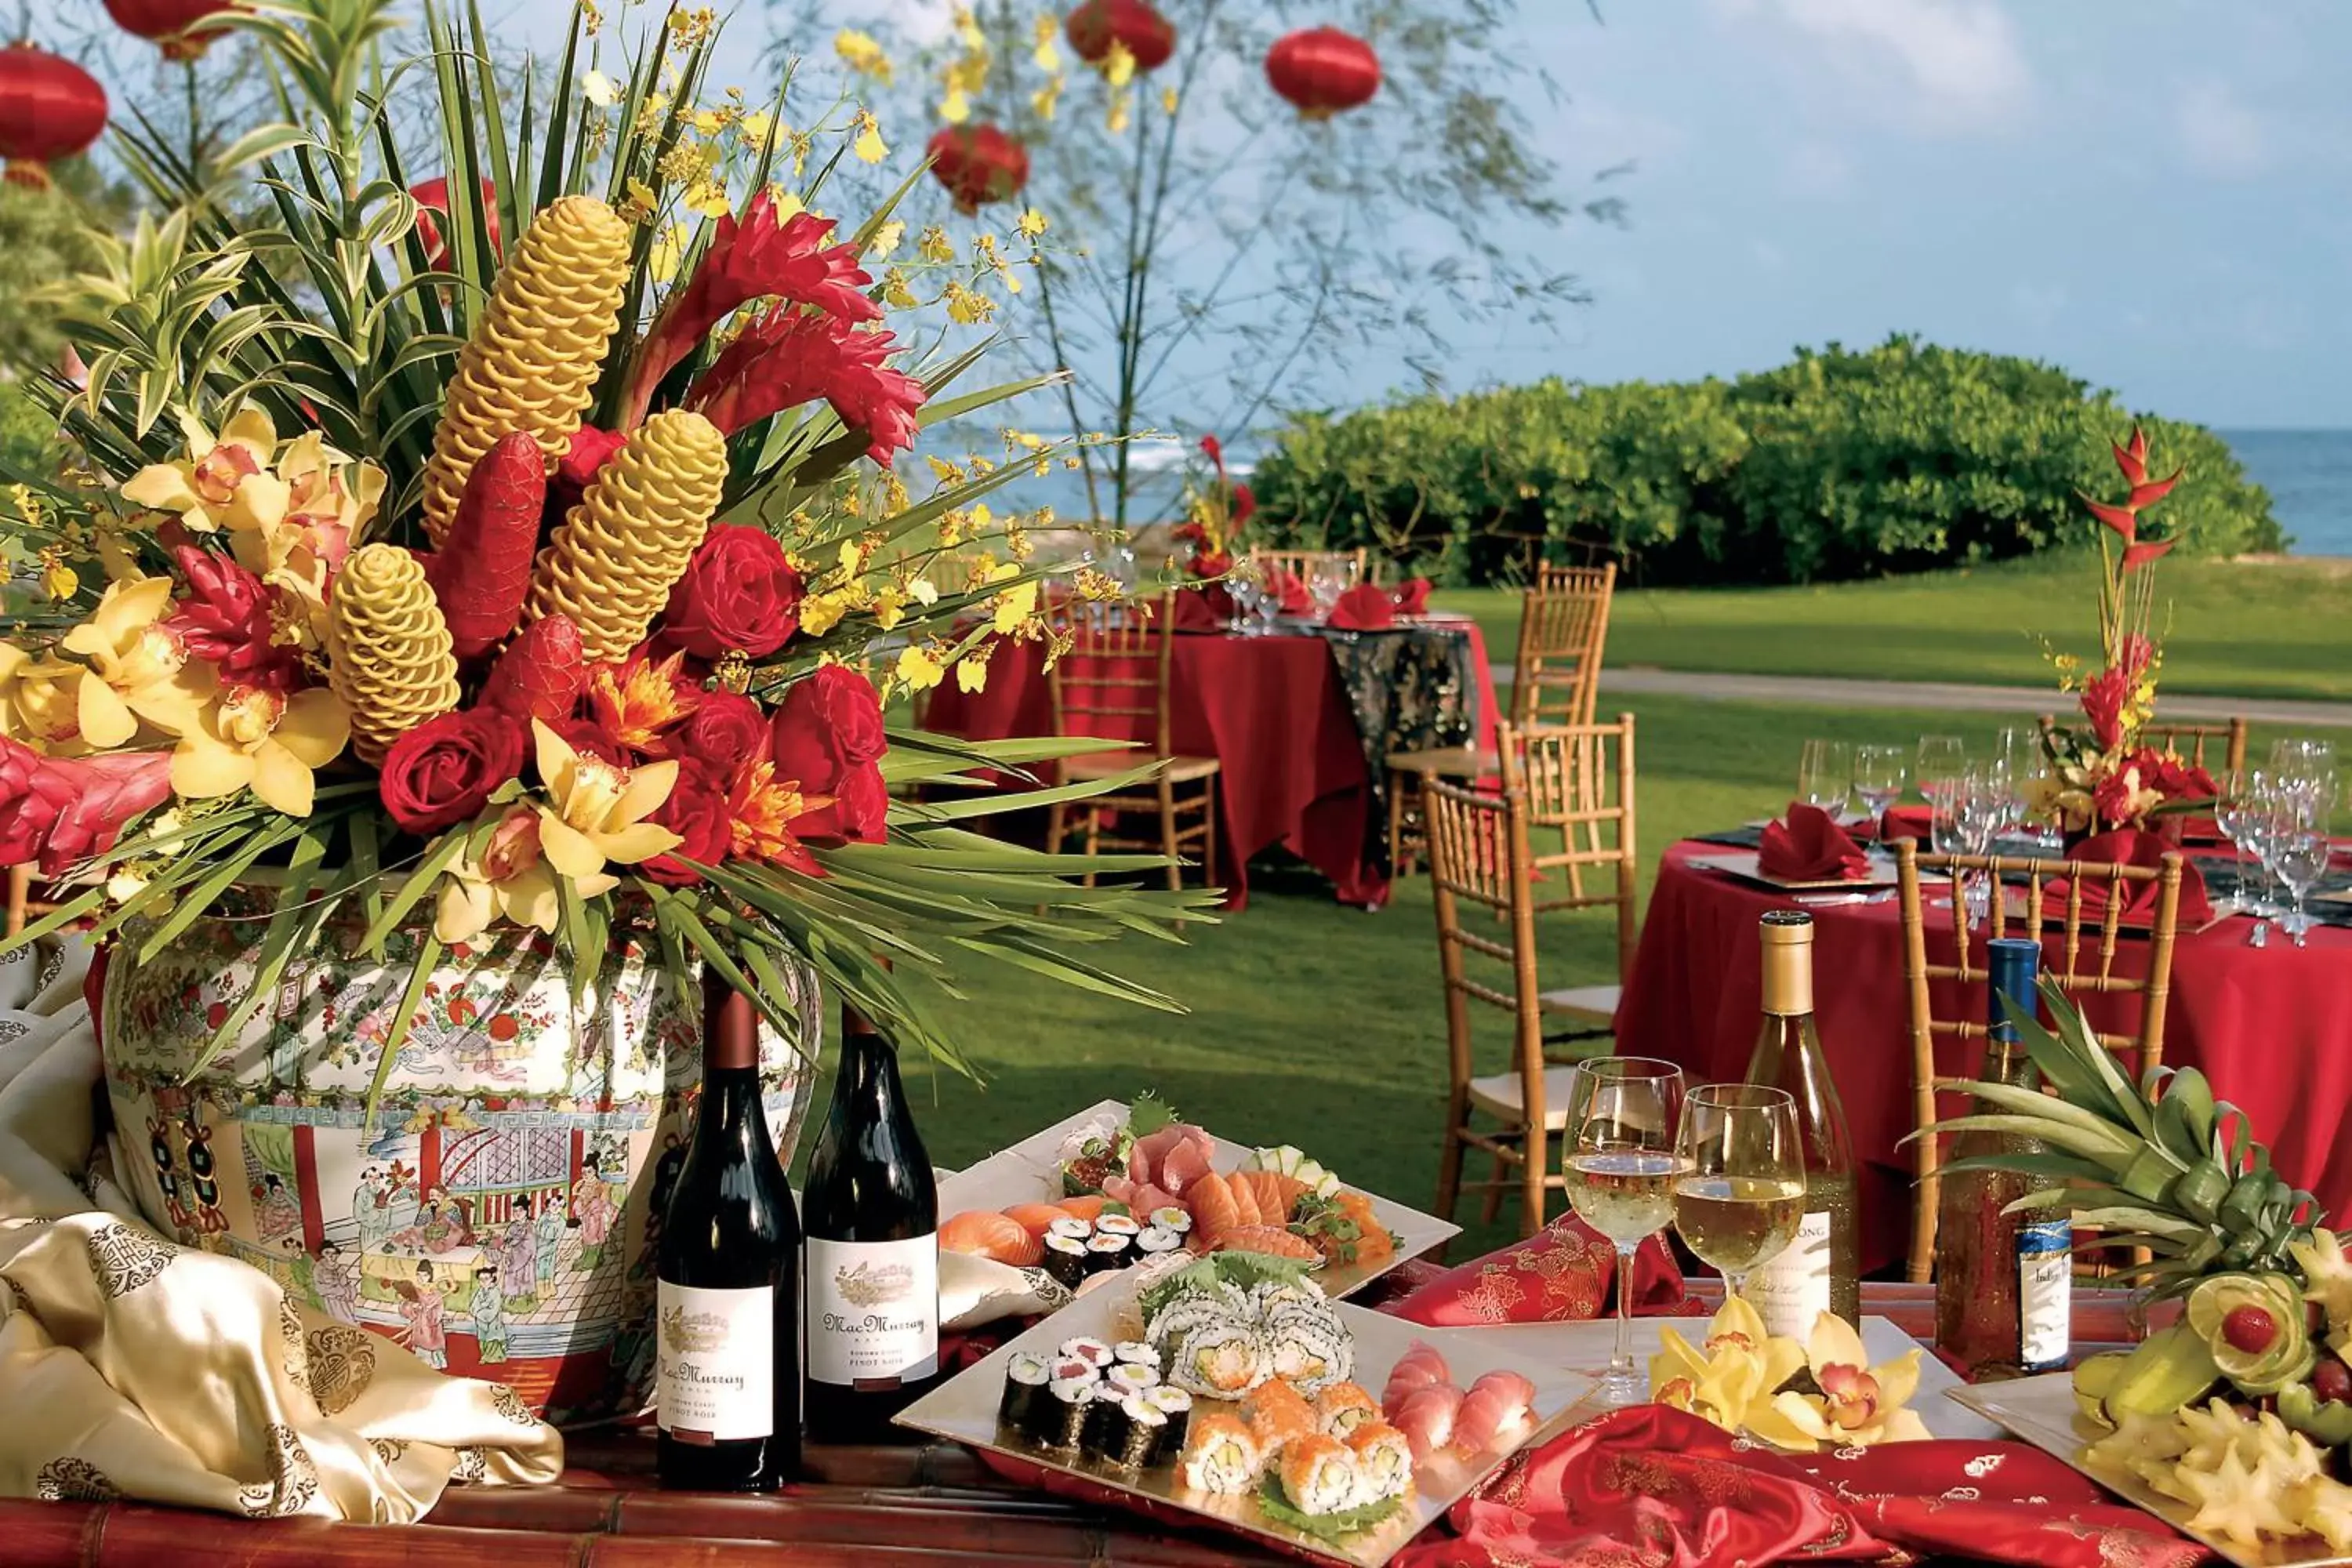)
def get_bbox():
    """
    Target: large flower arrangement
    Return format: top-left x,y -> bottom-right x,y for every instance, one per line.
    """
1169,434 -> 1253,579
0,0 -> 1213,1108
2035,428 -> 2216,832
